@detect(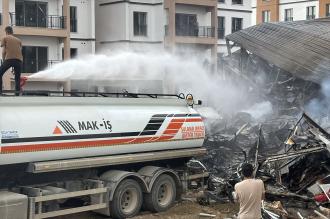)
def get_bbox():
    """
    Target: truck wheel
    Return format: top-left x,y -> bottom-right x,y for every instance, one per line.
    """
110,179 -> 142,219
144,174 -> 176,212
